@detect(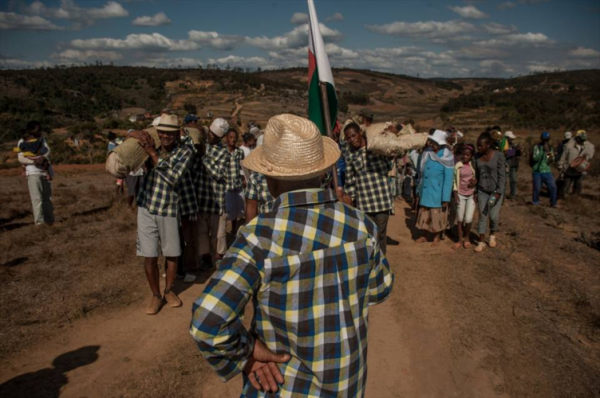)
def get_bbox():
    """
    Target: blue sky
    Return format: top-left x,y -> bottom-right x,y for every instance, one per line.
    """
1,0 -> 599,77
